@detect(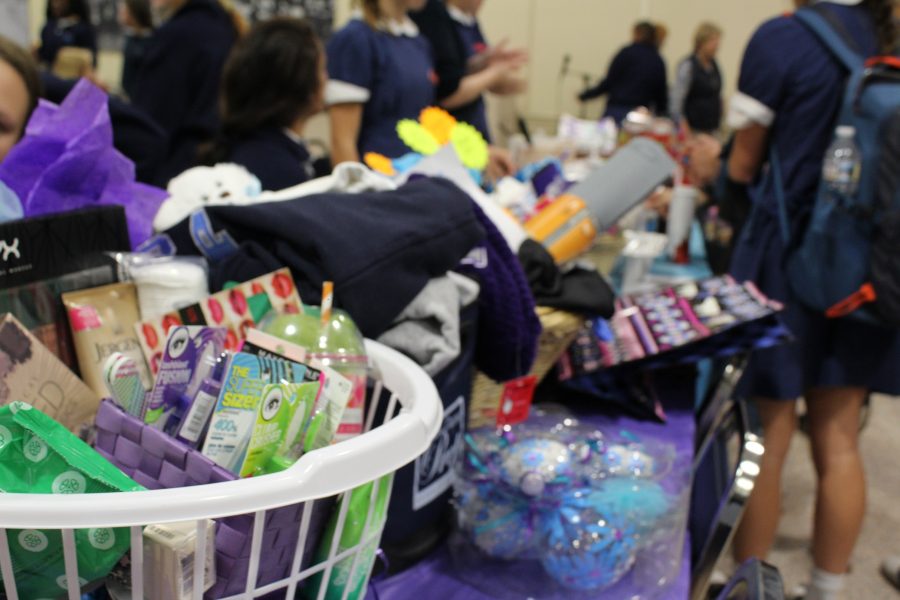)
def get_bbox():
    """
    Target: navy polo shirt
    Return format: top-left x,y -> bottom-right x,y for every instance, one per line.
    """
226,128 -> 315,192
326,18 -> 436,159
448,8 -> 491,140
730,3 -> 877,216
727,3 -> 900,400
